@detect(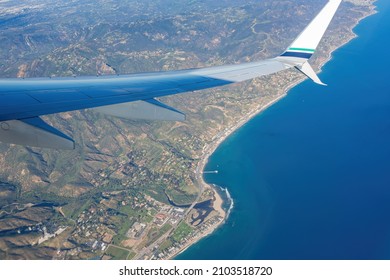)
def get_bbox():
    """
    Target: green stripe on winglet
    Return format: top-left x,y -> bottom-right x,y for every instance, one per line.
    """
288,47 -> 315,53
